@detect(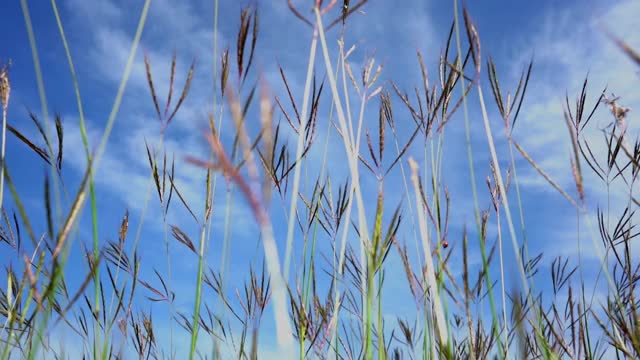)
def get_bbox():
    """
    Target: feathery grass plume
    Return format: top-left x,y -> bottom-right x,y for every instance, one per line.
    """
221,47 -> 230,99
601,26 -> 640,66
145,53 -> 195,134
142,51 -> 196,357
236,6 -> 257,83
5,113 -> 66,178
0,59 -> 11,217
0,62 -> 9,112
486,56 -> 533,135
